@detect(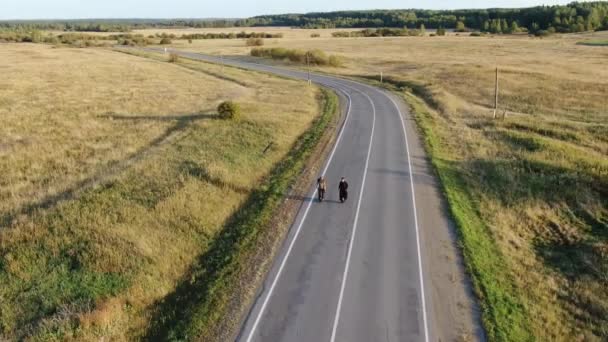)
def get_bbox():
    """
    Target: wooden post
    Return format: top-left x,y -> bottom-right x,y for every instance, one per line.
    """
493,67 -> 499,119
380,71 -> 383,83
306,52 -> 311,85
